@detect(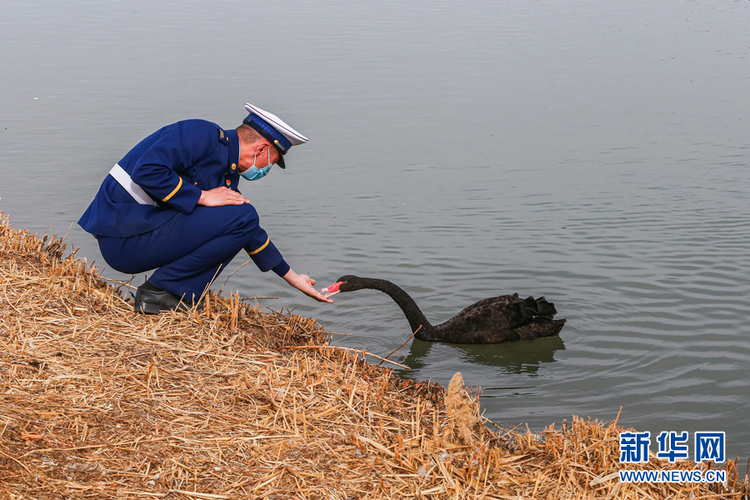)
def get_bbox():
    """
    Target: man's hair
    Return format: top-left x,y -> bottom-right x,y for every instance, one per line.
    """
236,123 -> 264,144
